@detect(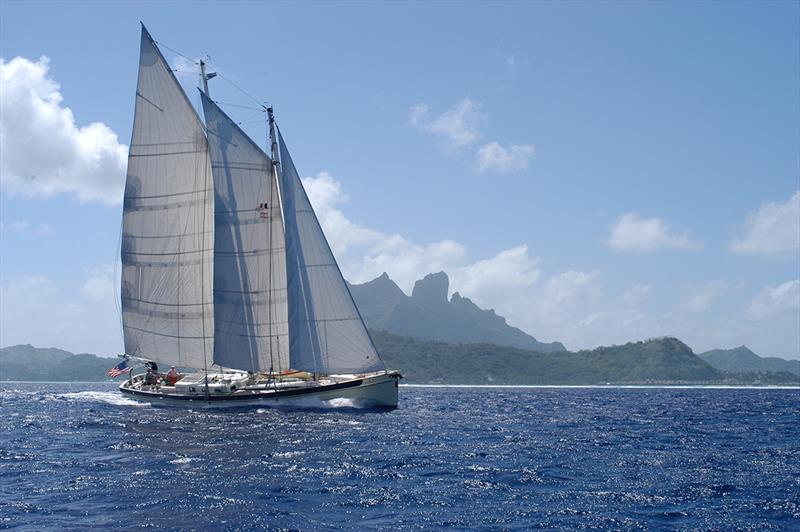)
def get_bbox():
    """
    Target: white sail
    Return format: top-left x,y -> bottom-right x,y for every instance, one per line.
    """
277,128 -> 385,374
120,27 -> 215,370
201,93 -> 290,373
